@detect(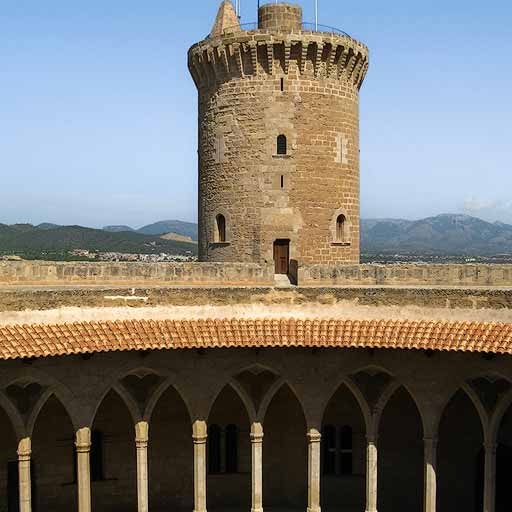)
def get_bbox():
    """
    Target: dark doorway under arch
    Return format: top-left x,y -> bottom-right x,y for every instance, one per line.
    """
150,385 -> 193,511
378,387 -> 423,512
321,384 -> 366,511
496,399 -> 512,512
32,395 -> 76,512
207,385 -> 251,510
91,390 -> 136,511
438,389 -> 483,512
263,384 -> 307,509
0,407 -> 18,512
